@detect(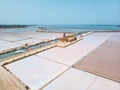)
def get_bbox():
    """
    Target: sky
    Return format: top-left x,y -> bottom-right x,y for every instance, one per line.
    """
0,0 -> 120,25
